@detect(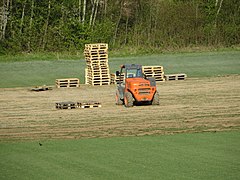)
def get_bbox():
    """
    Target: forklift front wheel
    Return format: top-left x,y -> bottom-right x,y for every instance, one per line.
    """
124,92 -> 134,107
